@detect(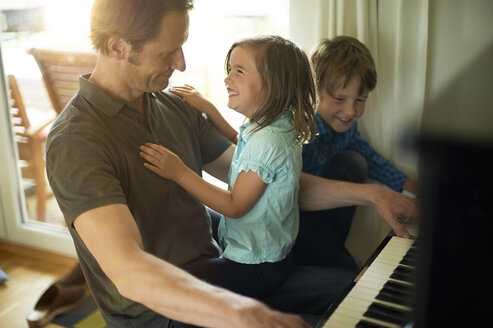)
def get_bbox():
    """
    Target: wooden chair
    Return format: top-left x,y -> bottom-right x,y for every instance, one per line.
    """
28,48 -> 97,115
8,74 -> 56,221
